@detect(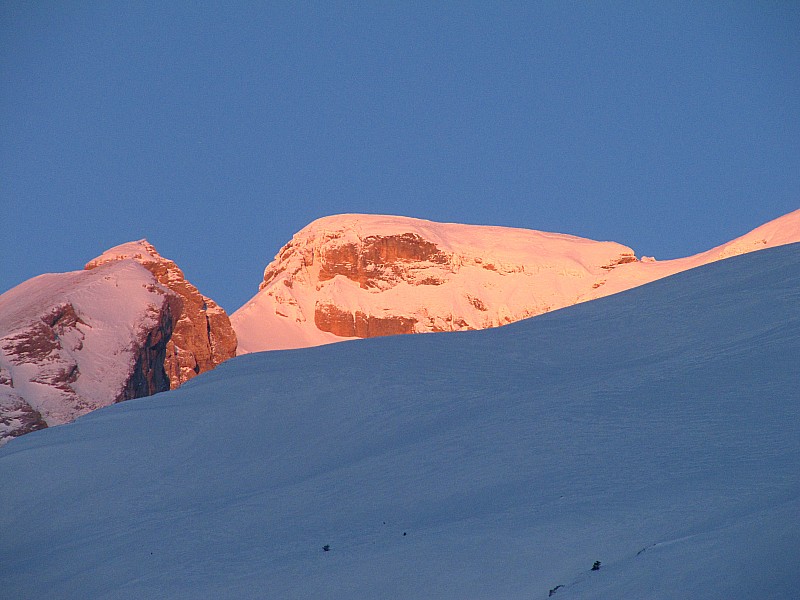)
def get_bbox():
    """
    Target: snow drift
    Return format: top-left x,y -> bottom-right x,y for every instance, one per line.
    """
1,241 -> 798,599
